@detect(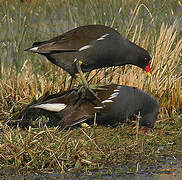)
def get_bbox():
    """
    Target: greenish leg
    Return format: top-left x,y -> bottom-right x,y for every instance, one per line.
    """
75,59 -> 105,103
75,59 -> 108,90
75,59 -> 89,88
